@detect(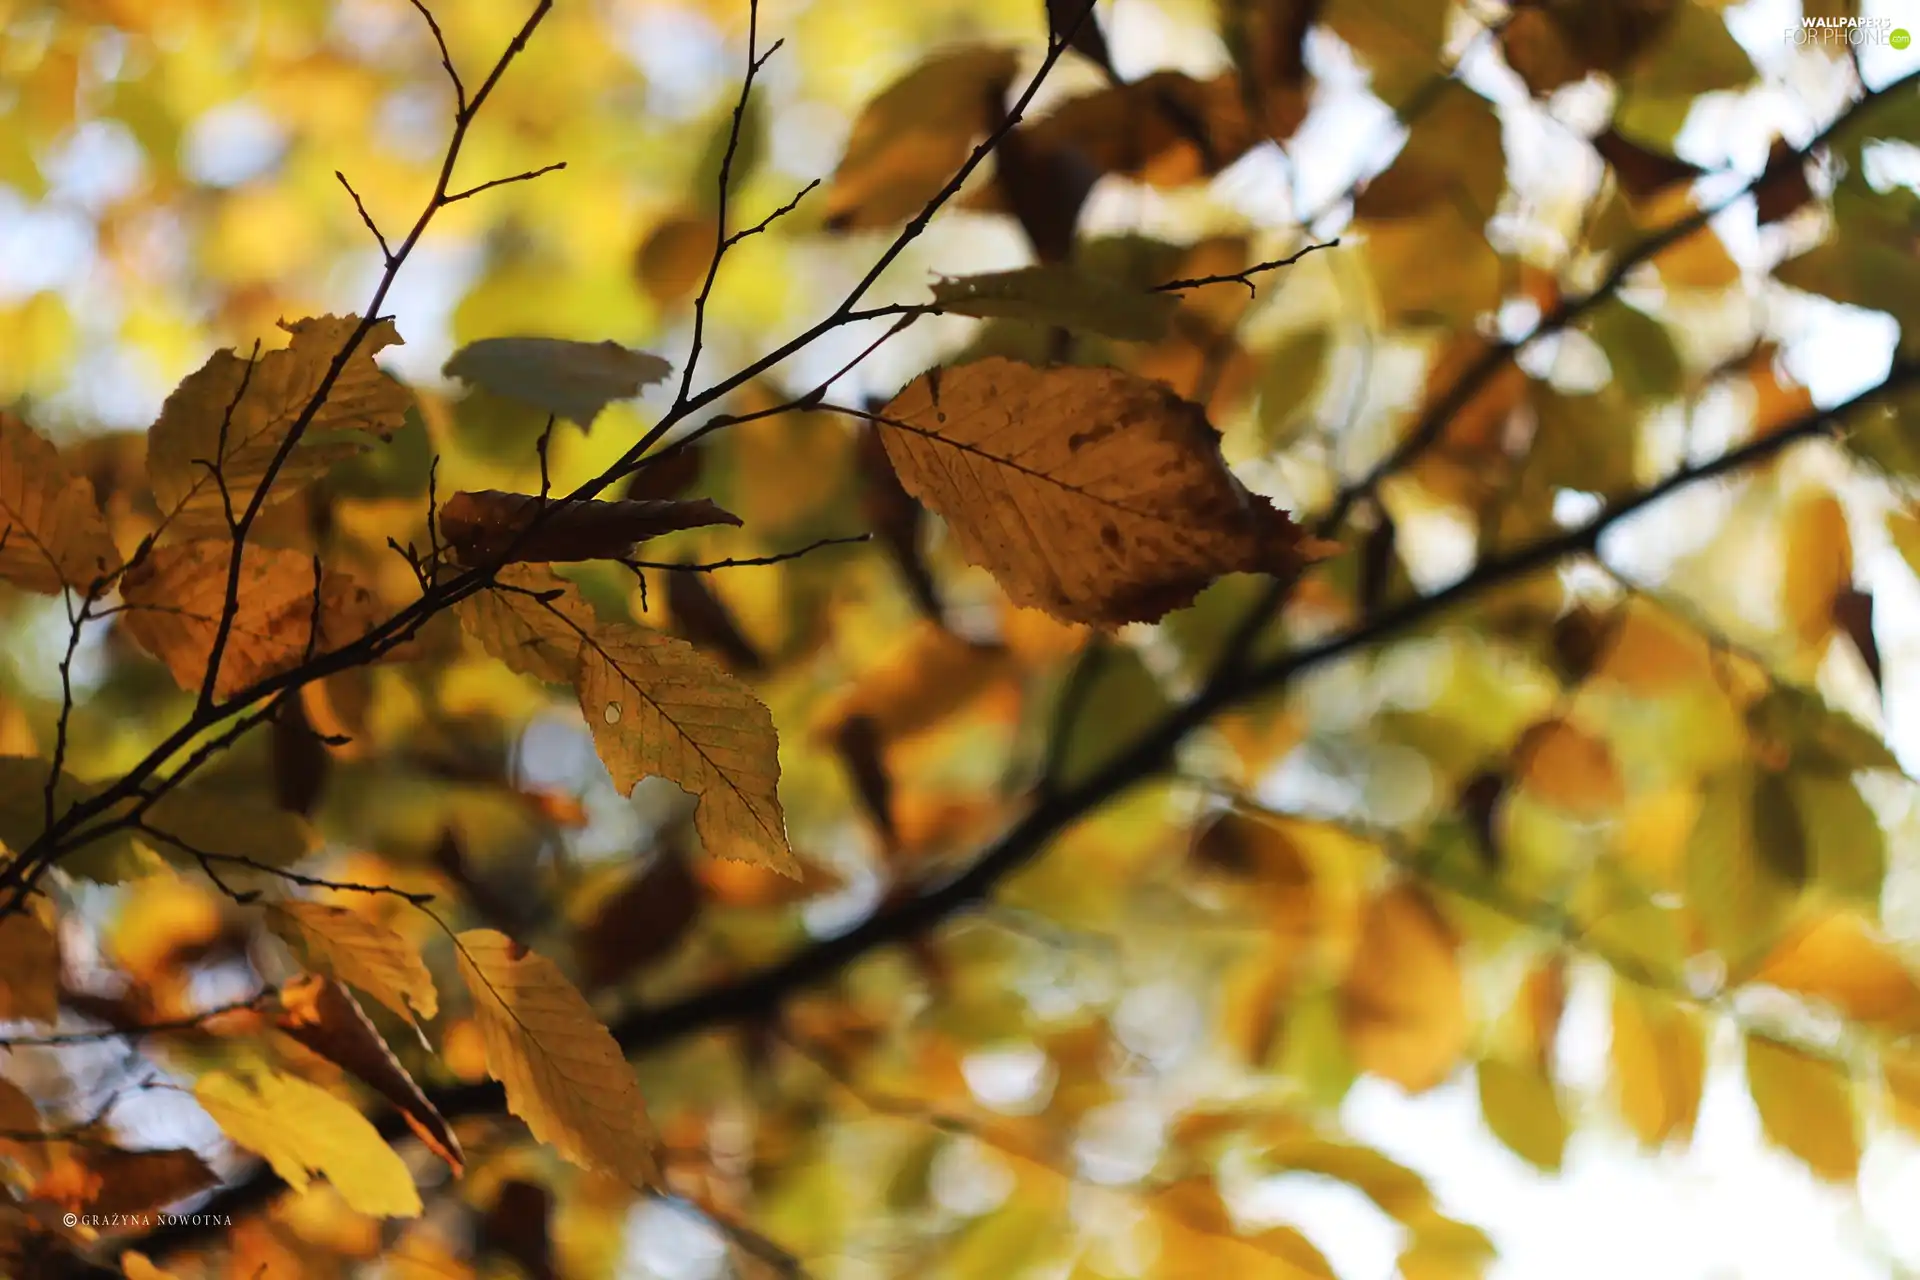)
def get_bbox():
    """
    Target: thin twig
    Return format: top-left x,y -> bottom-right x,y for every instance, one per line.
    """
335,170 -> 393,262
0,993 -> 273,1048
619,534 -> 868,575
1152,239 -> 1340,296
443,160 -> 567,204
